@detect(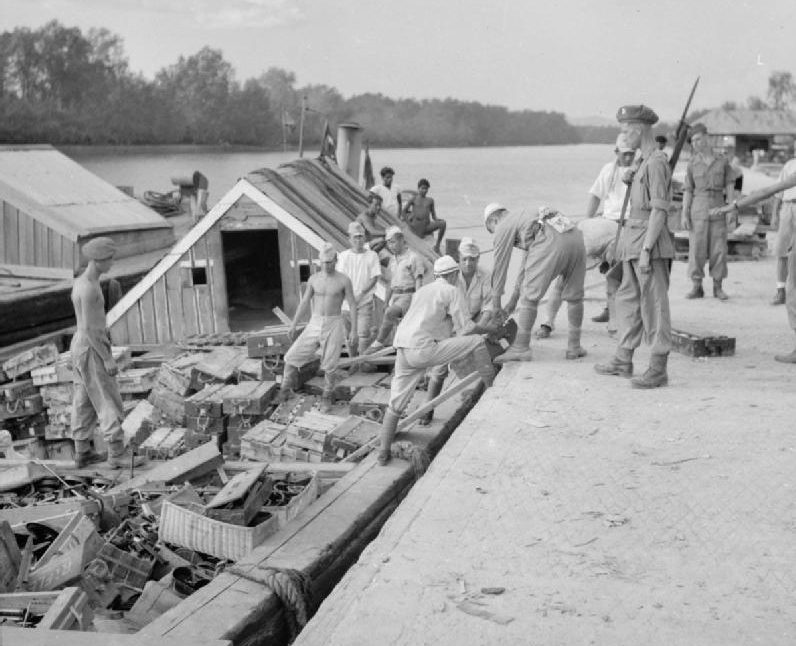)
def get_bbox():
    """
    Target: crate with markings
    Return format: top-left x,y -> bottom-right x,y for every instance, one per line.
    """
138,427 -> 187,459
189,346 -> 247,390
116,367 -> 159,395
246,324 -> 305,358
221,381 -> 279,416
240,420 -> 288,461
348,386 -> 392,421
